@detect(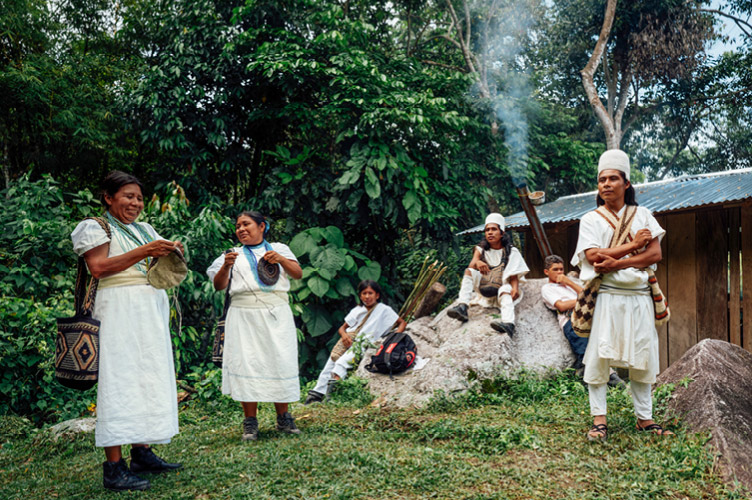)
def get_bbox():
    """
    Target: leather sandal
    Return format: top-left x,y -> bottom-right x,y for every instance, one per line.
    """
636,422 -> 674,436
587,423 -> 608,442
